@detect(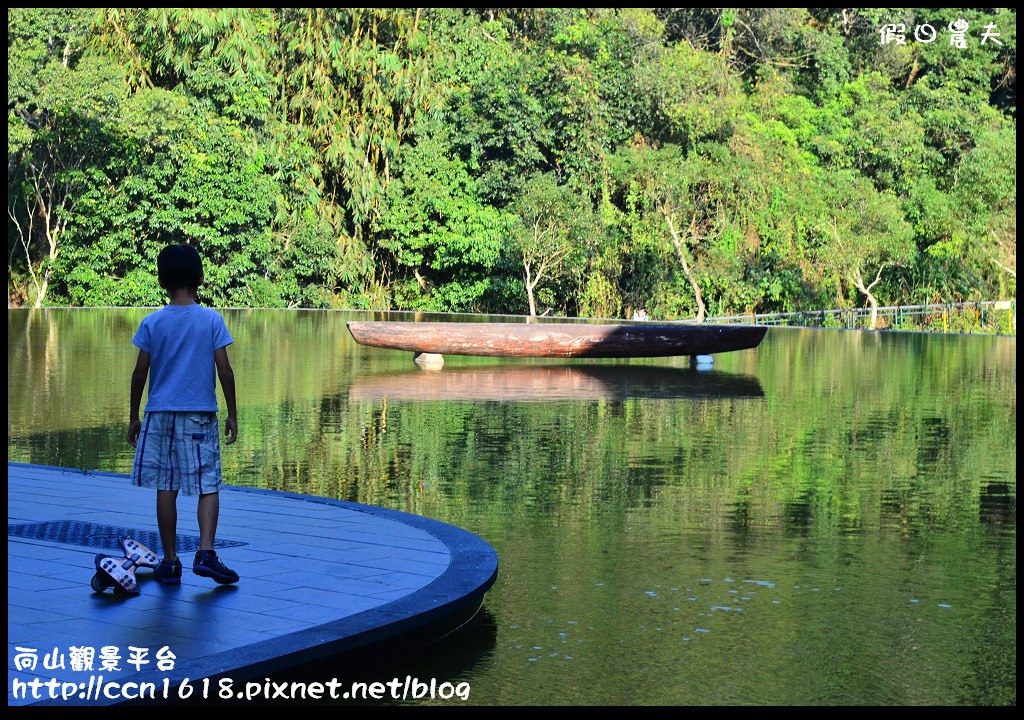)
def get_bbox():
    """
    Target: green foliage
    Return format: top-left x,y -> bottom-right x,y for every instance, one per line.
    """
634,36 -> 743,147
7,8 -> 1017,315
508,172 -> 593,315
377,122 -> 508,311
52,104 -> 280,307
815,170 -> 916,309
8,8 -> 95,105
